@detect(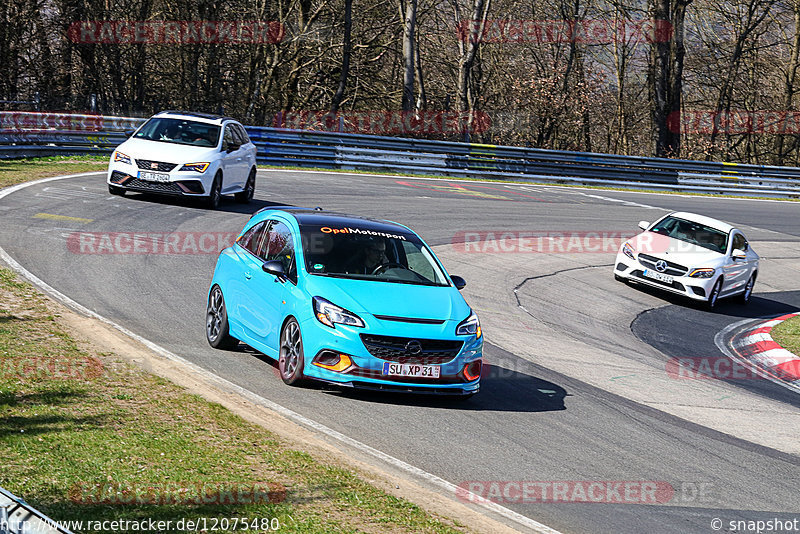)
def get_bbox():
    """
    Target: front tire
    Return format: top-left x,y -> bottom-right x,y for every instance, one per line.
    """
206,286 -> 239,350
738,275 -> 755,305
706,278 -> 723,310
235,168 -> 256,203
205,173 -> 222,210
279,318 -> 305,386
